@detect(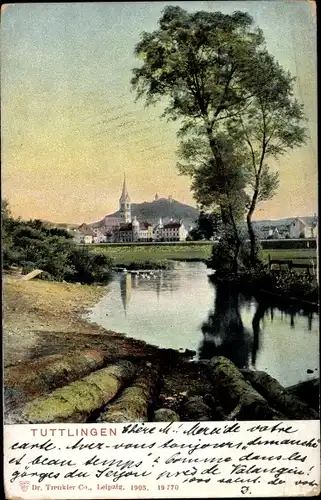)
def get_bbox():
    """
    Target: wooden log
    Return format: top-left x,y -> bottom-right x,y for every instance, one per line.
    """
287,378 -> 319,412
153,408 -> 180,422
205,356 -> 284,420
203,394 -> 227,420
242,369 -> 319,419
180,395 -> 213,421
17,361 -> 136,424
4,349 -> 107,411
98,365 -> 162,422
